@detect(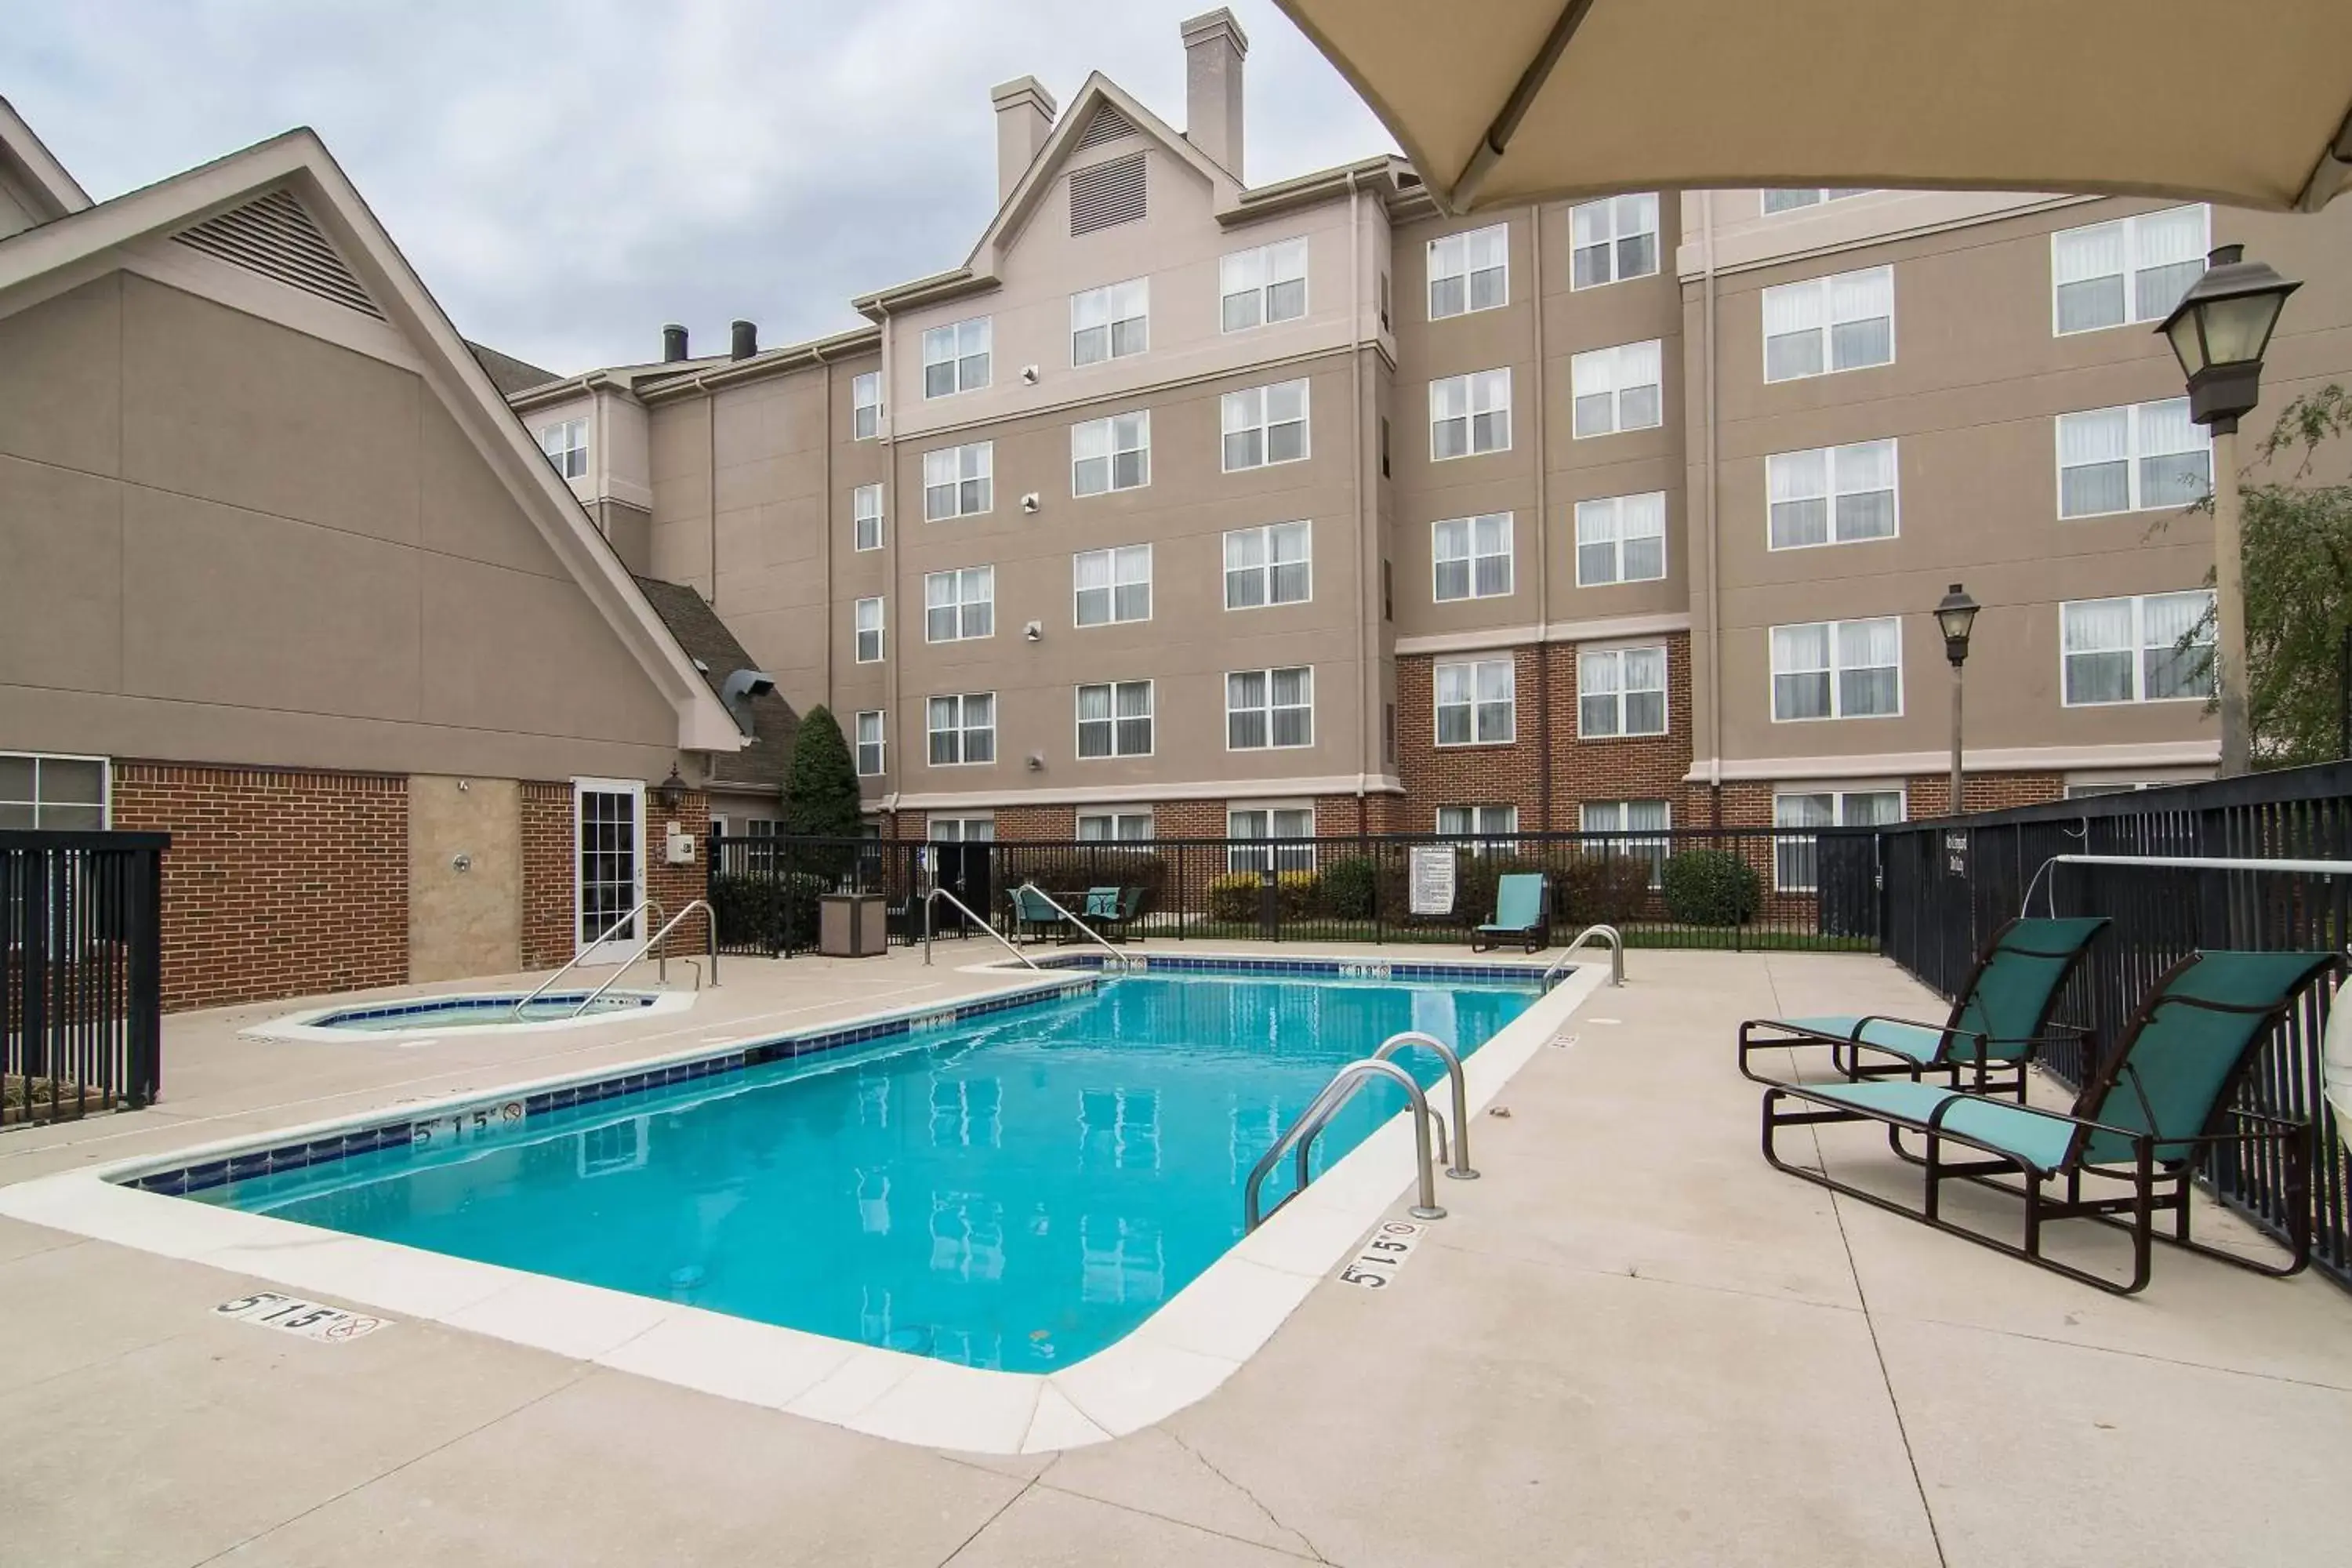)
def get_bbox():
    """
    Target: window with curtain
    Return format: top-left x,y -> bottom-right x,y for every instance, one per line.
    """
1762,189 -> 1871,214
2056,399 -> 2209,517
1227,667 -> 1313,749
1073,545 -> 1151,626
854,711 -> 885,776
851,372 -> 882,439
1772,789 -> 1902,890
921,316 -> 991,397
1076,680 -> 1153,757
924,566 -> 993,643
1070,278 -> 1149,365
851,483 -> 884,551
1436,659 -> 1516,746
1072,411 -> 1150,495
1223,522 -> 1311,608
1570,194 -> 1659,289
1570,340 -> 1663,437
1577,646 -> 1668,737
925,694 -> 996,766
1771,619 -> 1900,720
2062,592 -> 2215,705
1221,380 -> 1309,470
855,597 -> 884,663
1078,811 -> 1155,841
1220,238 -> 1308,332
1428,223 -> 1508,318
1432,514 -> 1514,600
1430,369 -> 1512,459
927,814 -> 995,842
539,418 -> 587,479
1439,804 -> 1519,855
1762,267 -> 1893,381
1228,806 -> 1316,871
923,441 -> 992,519
1767,439 -> 1898,549
2052,206 -> 2208,334
1581,798 -> 1670,885
1575,492 -> 1667,585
